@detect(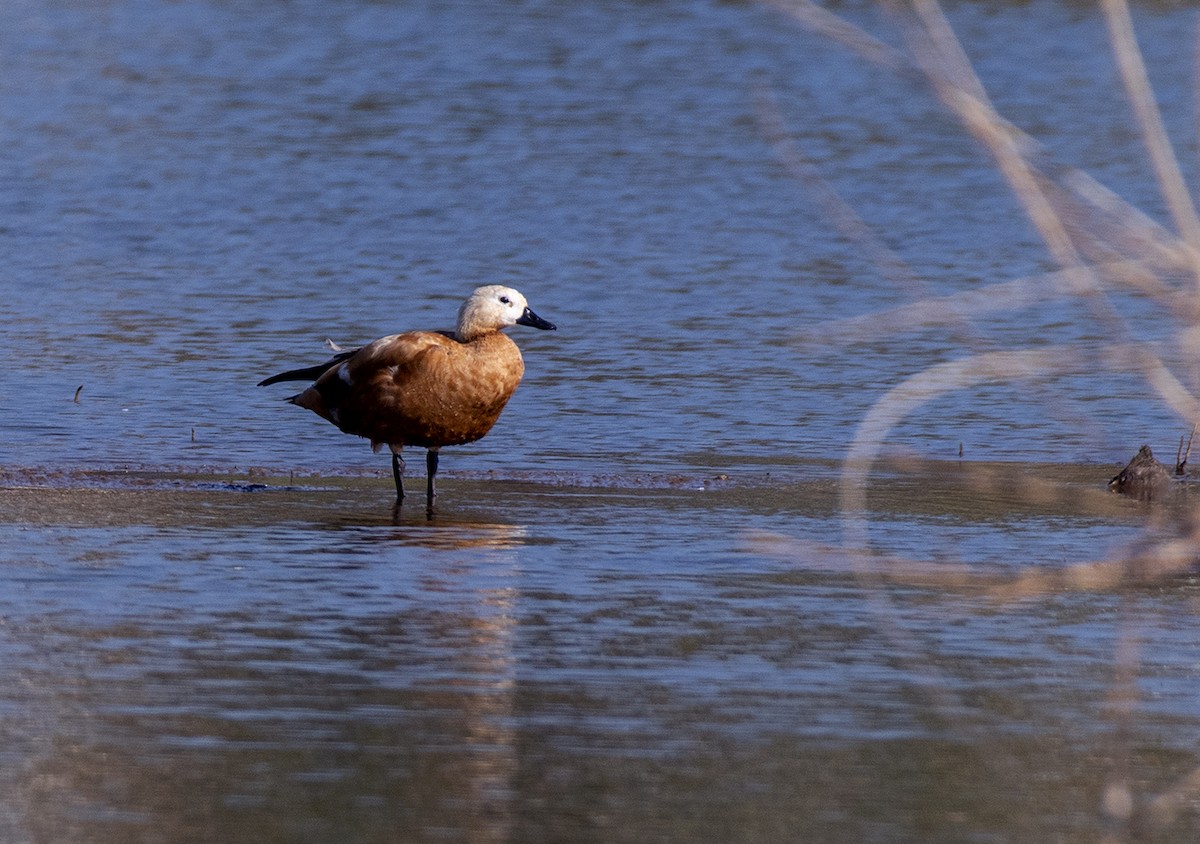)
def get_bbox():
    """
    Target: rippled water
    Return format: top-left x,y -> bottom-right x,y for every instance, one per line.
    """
4,0 -> 1200,839
4,0 -> 1194,473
